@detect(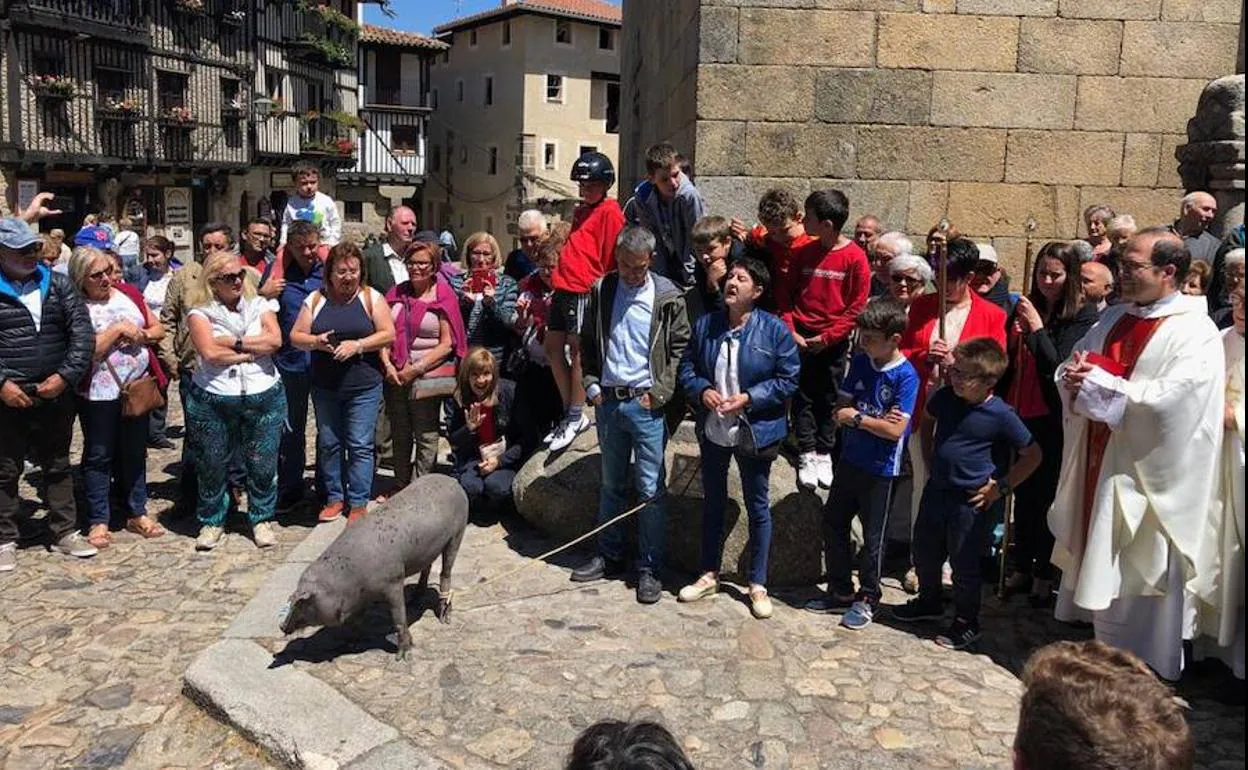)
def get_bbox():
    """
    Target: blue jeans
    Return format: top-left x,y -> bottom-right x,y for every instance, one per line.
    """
184,382 -> 286,527
78,398 -> 148,525
699,439 -> 774,586
311,383 -> 382,509
595,397 -> 667,572
278,369 -> 317,501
